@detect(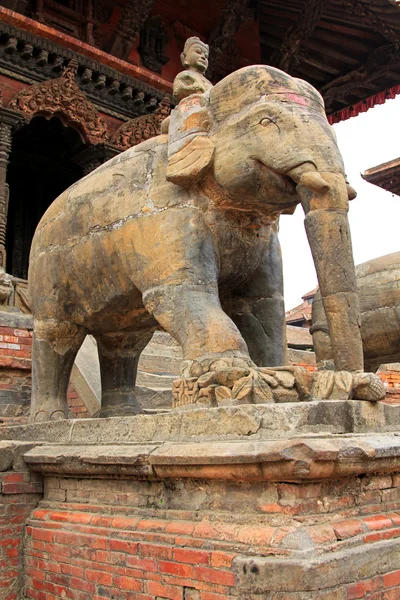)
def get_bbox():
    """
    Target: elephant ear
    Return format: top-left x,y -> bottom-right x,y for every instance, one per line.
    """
166,94 -> 215,187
